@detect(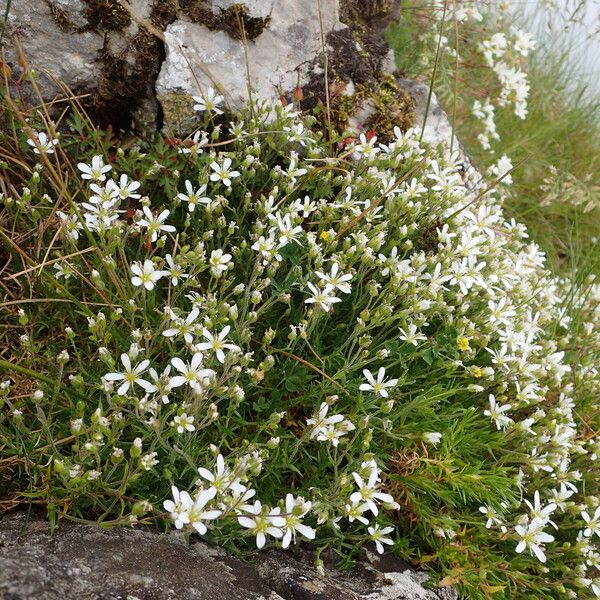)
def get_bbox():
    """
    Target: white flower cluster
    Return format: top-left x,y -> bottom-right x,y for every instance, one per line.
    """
17,93 -> 597,592
477,27 -> 536,148
164,453 -> 315,549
